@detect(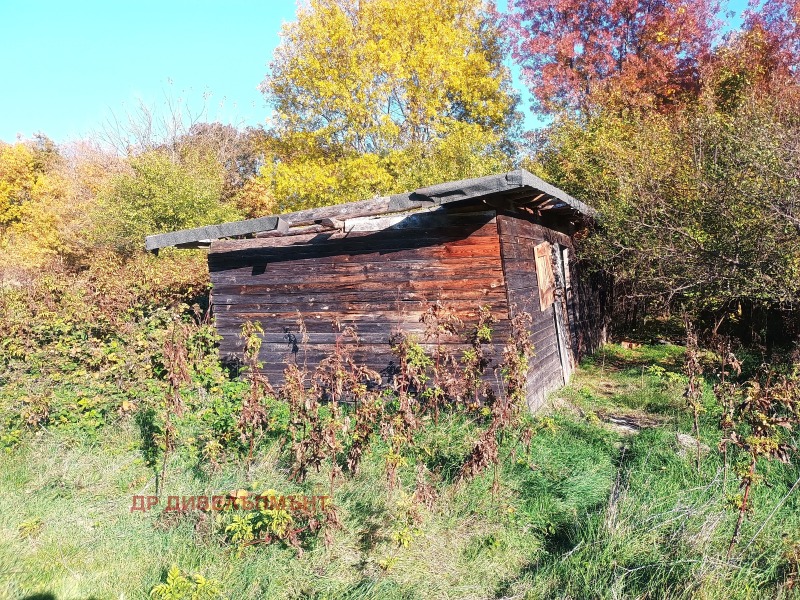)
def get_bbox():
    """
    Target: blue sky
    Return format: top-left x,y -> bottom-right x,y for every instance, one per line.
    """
0,0 -> 750,144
